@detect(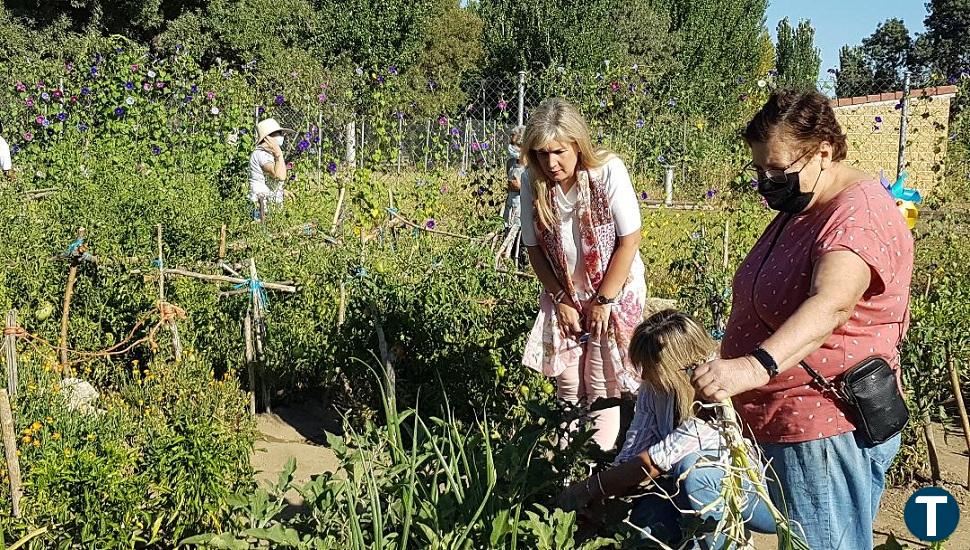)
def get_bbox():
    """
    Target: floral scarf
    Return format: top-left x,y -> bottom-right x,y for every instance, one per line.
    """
521,167 -> 645,395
